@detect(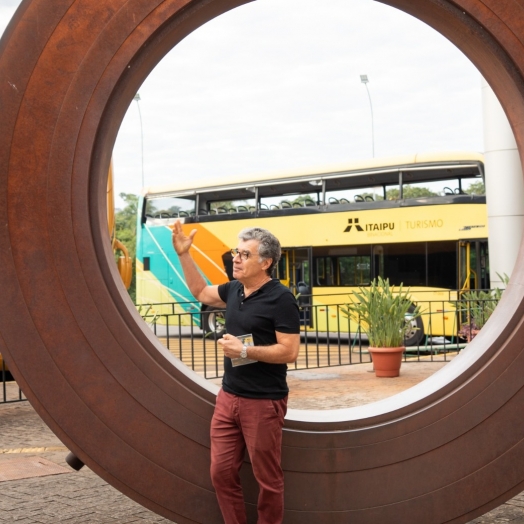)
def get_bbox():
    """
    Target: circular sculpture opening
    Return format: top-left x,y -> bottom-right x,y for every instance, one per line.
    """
2,1 -> 524,522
